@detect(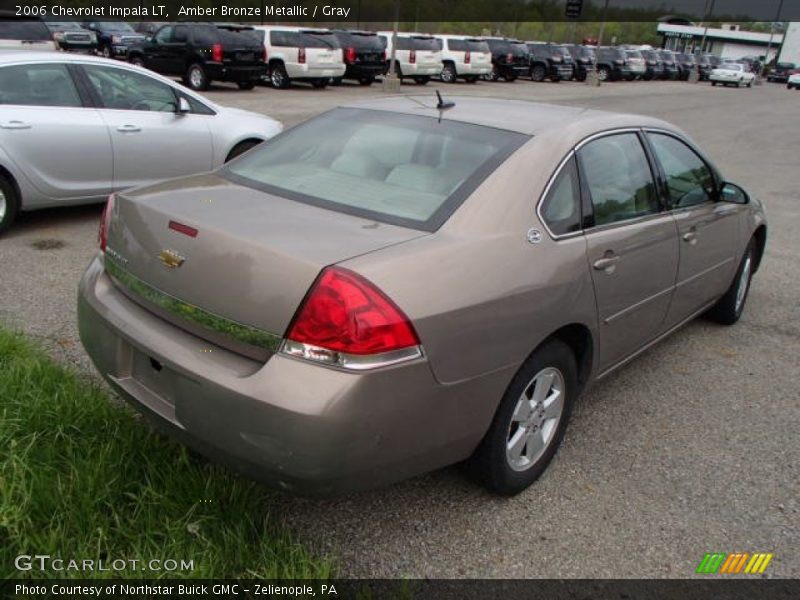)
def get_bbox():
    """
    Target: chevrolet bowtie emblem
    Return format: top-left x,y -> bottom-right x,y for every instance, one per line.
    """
158,249 -> 186,269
